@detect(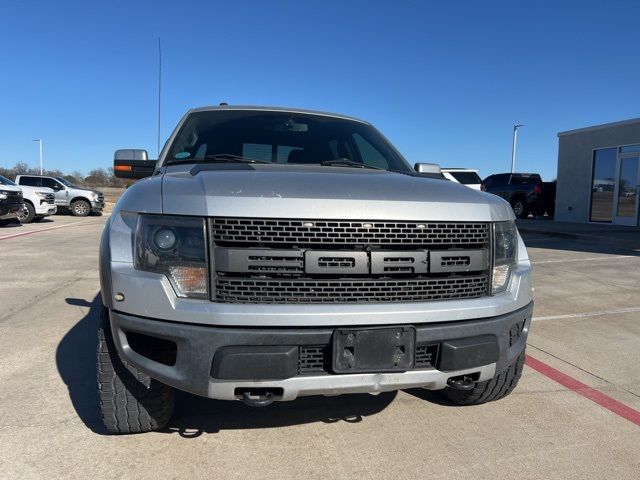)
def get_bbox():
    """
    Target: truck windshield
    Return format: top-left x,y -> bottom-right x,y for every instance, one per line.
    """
449,171 -> 481,184
56,177 -> 77,188
0,175 -> 17,186
164,110 -> 412,173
